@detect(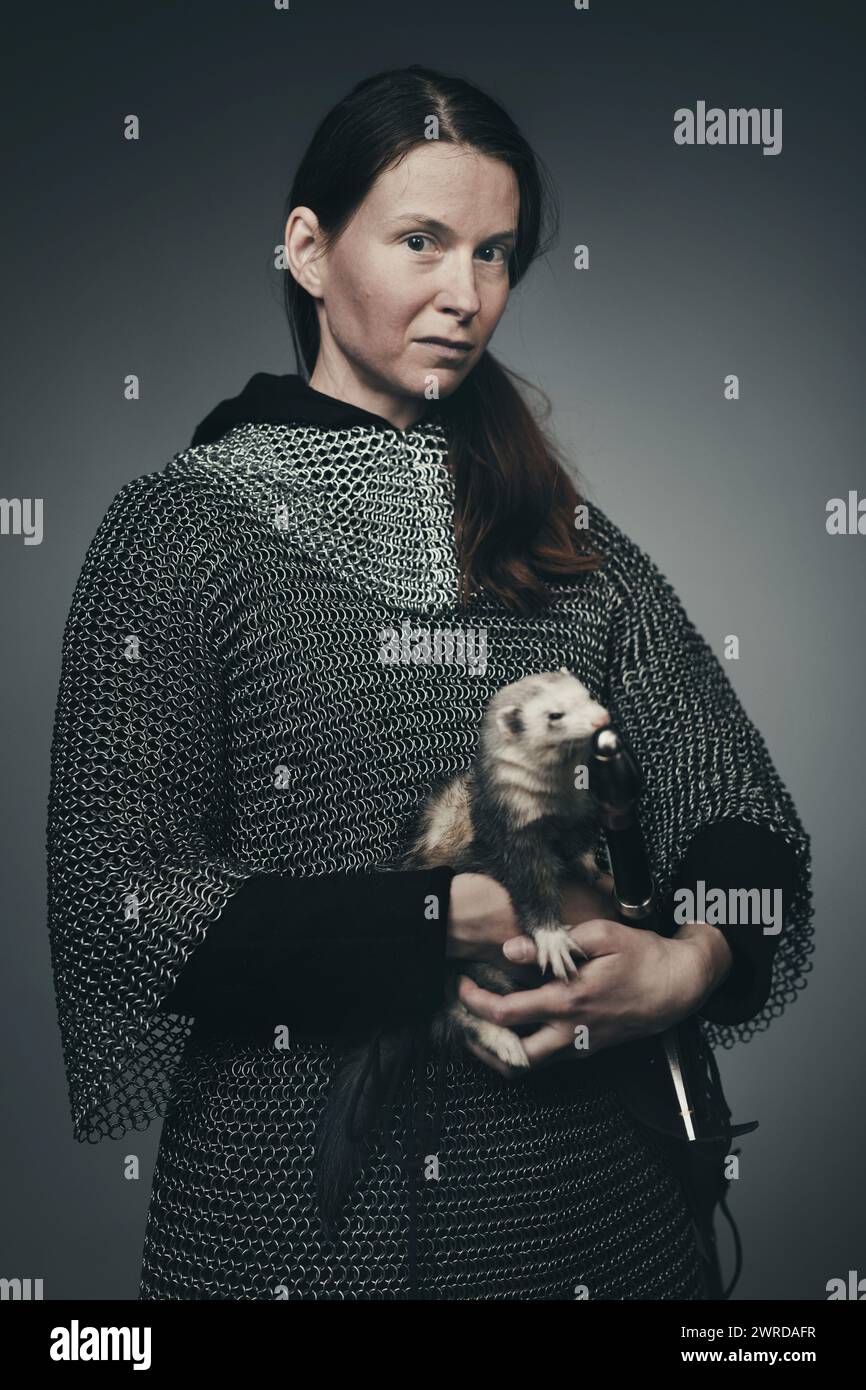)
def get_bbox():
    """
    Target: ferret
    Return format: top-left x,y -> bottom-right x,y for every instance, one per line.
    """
315,668 -> 611,1235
